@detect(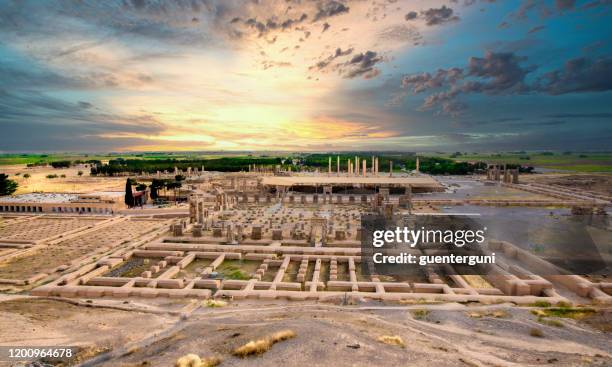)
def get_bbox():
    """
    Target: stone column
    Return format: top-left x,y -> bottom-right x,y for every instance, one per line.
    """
371,156 -> 374,175
375,158 -> 379,176
197,201 -> 204,224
